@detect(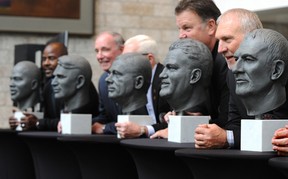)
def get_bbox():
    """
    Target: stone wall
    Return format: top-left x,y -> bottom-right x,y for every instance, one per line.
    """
0,0 -> 178,128
0,0 -> 287,128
